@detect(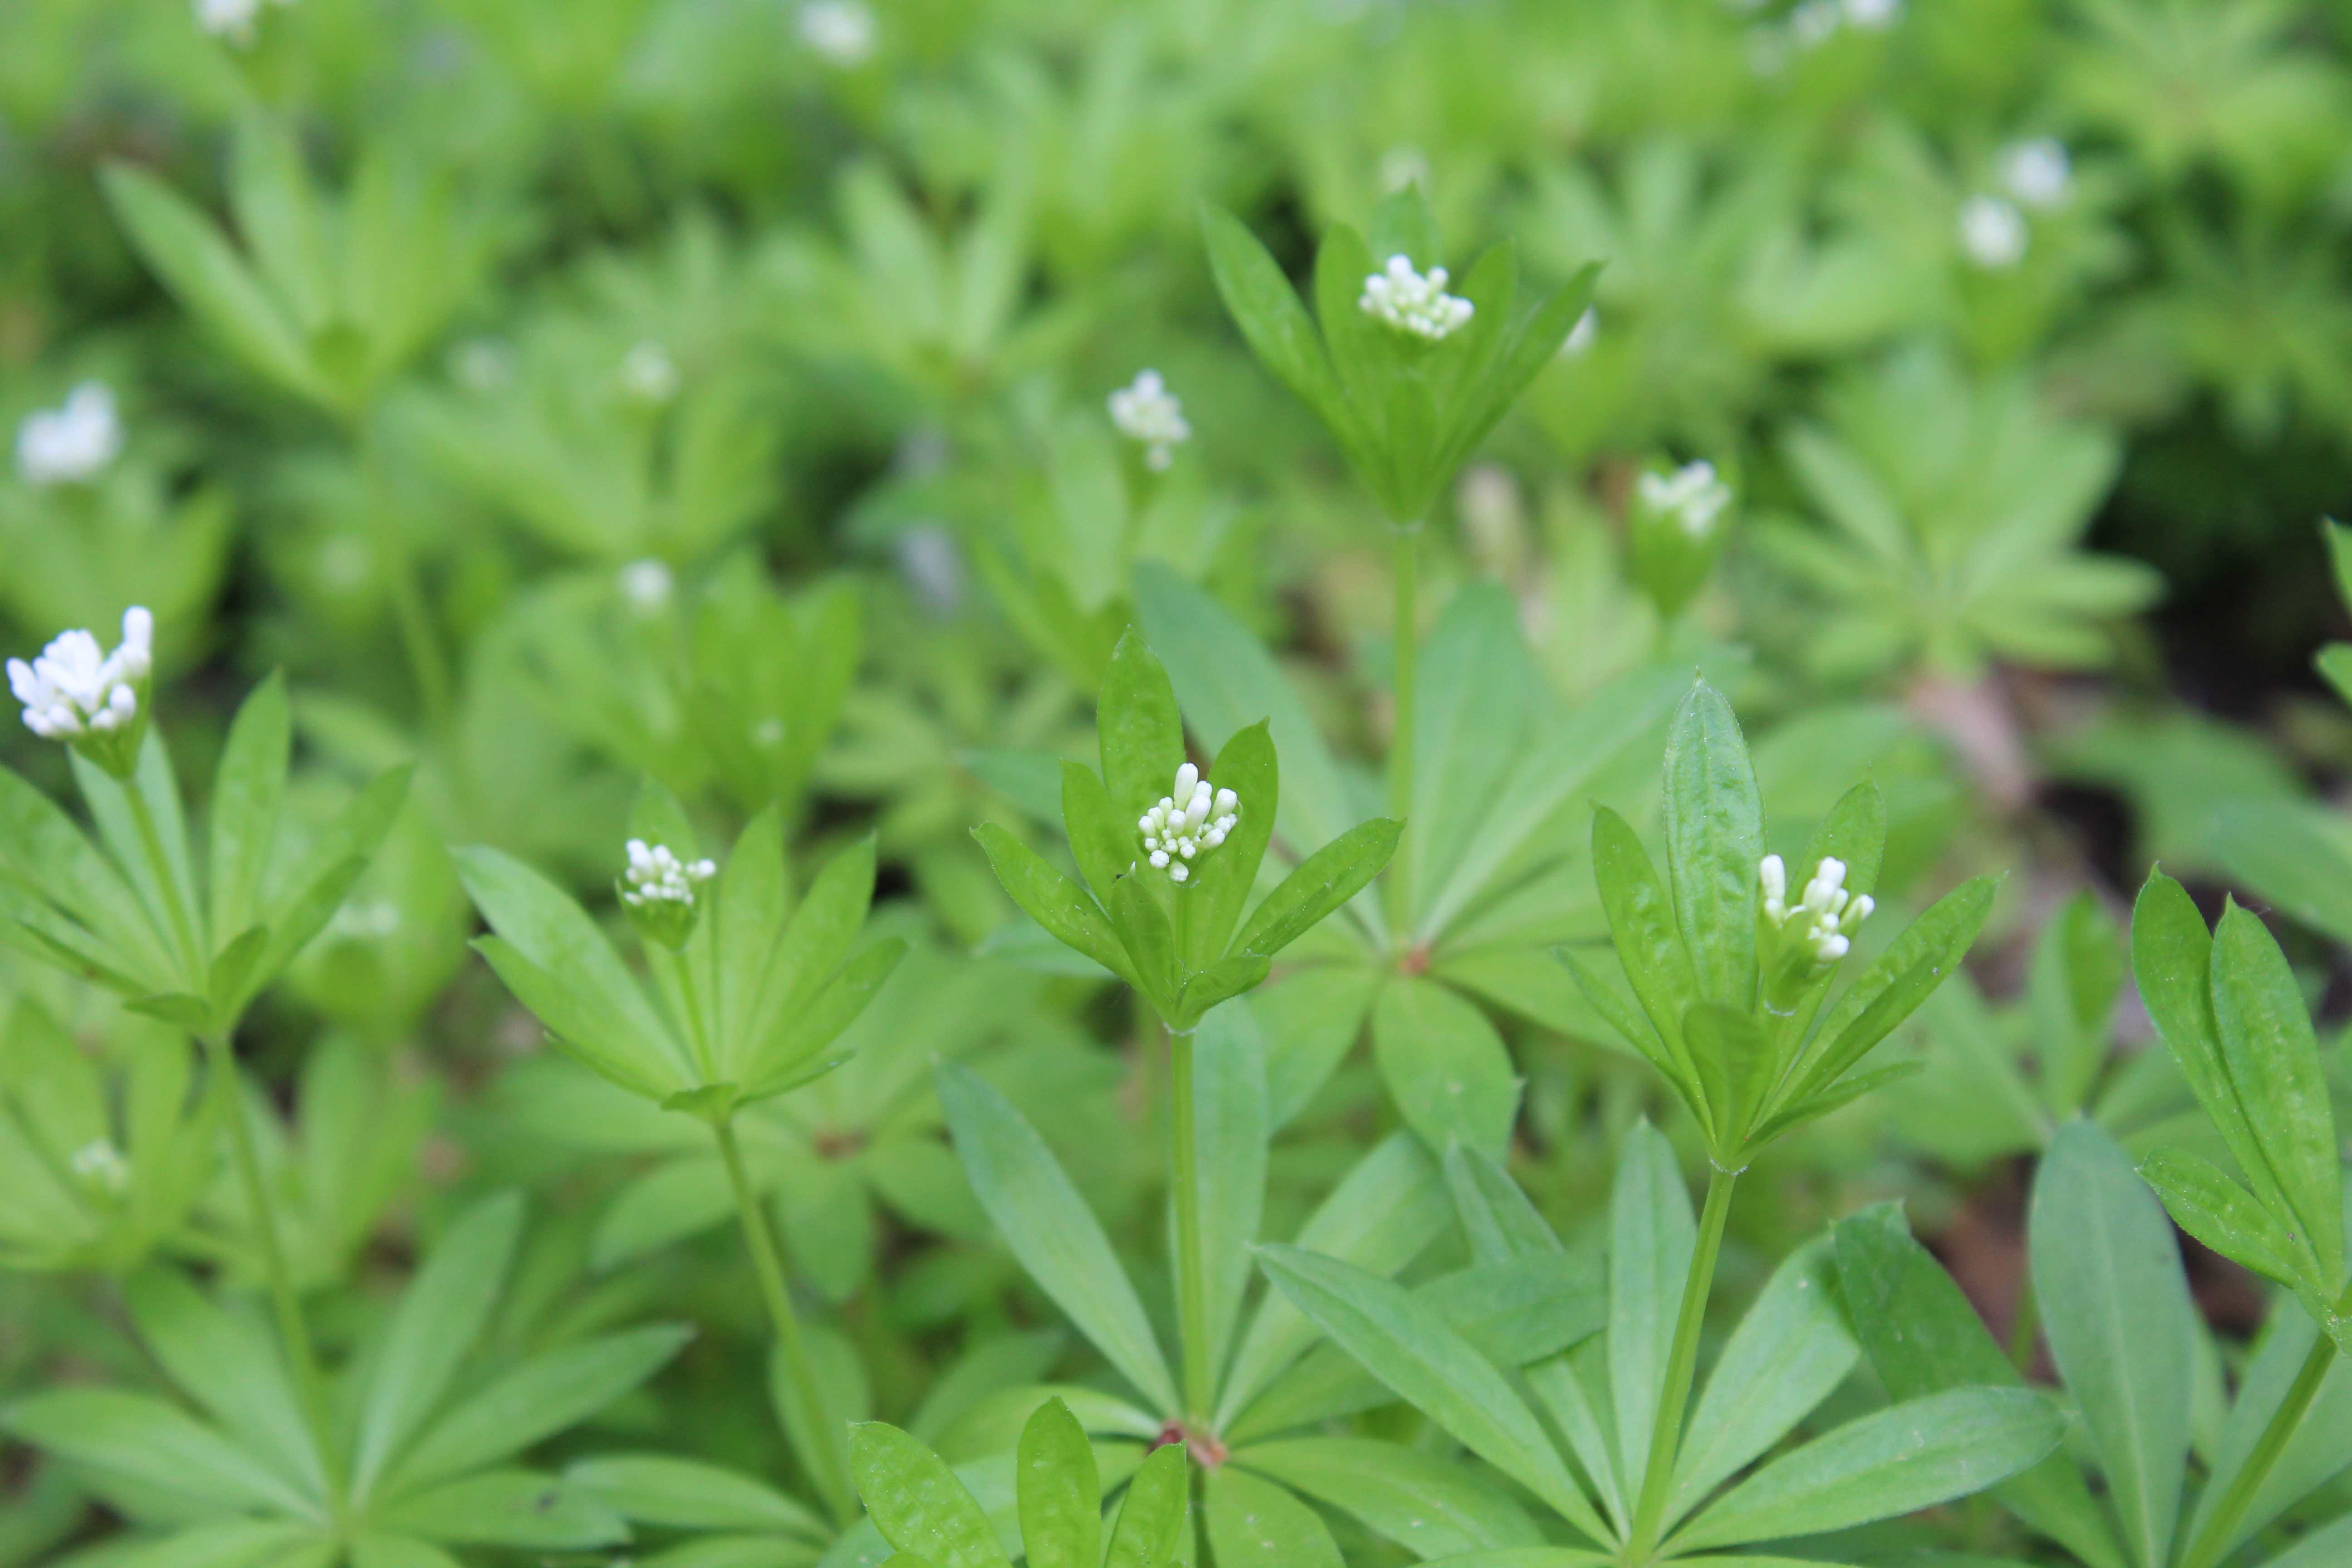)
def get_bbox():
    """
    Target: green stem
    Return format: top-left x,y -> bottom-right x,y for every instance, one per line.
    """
1385,522 -> 1419,938
201,1031 -> 342,1508
381,529 -> 452,737
2005,1274 -> 2039,1374
122,785 -> 201,987
715,1117 -> 851,1524
657,944 -> 715,1081
1625,1165 -> 1739,1565
2178,1324 -> 2340,1568
1168,1021 -> 1214,1424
